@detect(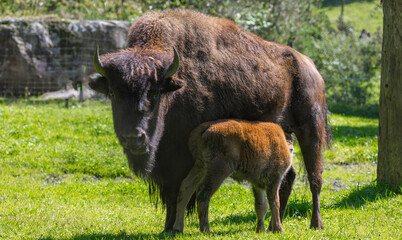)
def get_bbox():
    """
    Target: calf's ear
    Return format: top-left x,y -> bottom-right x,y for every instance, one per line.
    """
89,73 -> 109,95
162,76 -> 185,92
